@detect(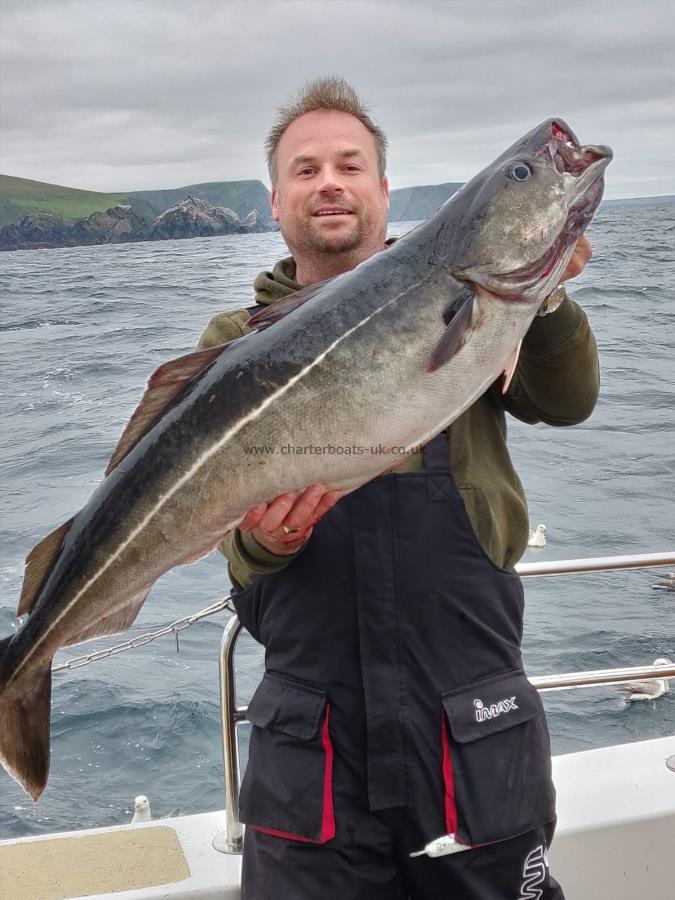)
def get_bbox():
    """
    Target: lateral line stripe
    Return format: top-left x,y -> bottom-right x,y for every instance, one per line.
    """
16,280 -> 424,679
